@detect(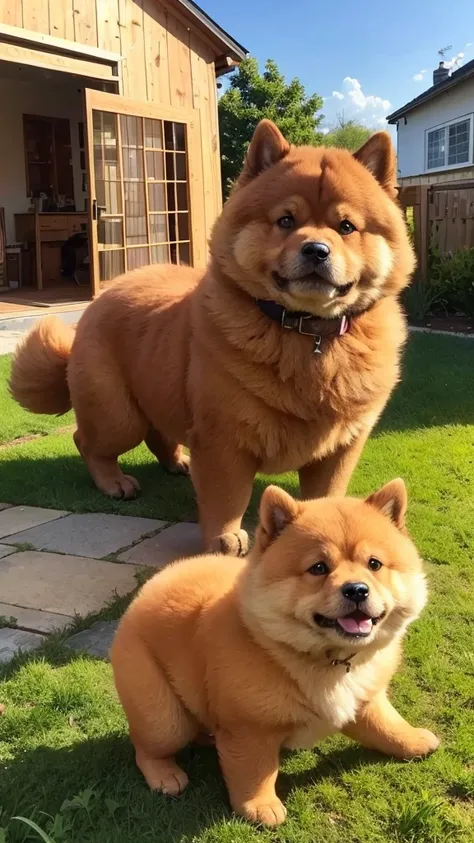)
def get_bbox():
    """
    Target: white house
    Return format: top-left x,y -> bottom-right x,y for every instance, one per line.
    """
387,59 -> 474,186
